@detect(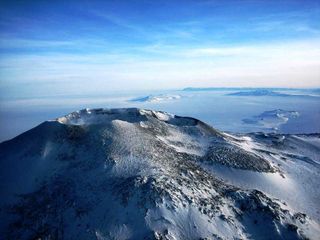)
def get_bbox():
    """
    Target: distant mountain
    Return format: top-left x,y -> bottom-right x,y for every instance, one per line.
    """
129,94 -> 181,102
227,89 -> 290,97
0,108 -> 319,239
227,89 -> 320,97
183,87 -> 248,91
182,87 -> 295,92
183,87 -> 320,98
